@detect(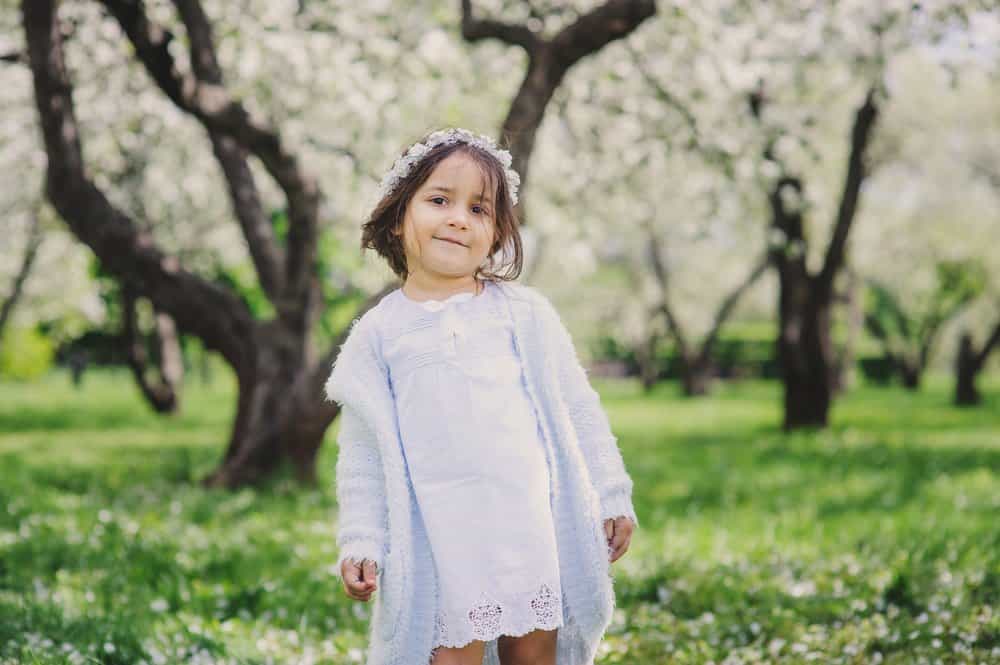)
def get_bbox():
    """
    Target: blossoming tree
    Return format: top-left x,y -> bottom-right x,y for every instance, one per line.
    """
20,0 -> 655,486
